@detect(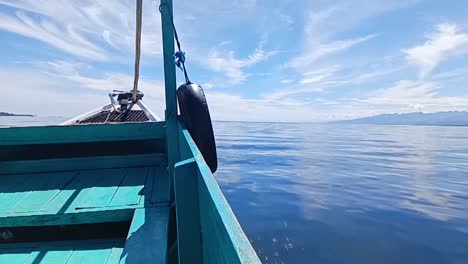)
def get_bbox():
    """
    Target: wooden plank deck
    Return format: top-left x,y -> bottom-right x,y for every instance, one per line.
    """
0,166 -> 168,227
0,165 -> 171,264
0,122 -> 172,263
0,239 -> 125,264
0,206 -> 170,264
